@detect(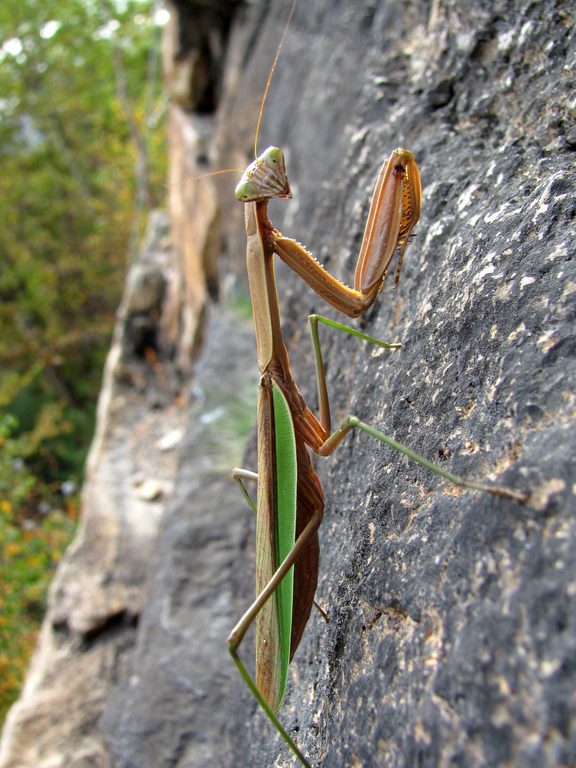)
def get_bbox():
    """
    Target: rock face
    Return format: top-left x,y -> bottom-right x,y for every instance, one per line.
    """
1,1 -> 575,767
